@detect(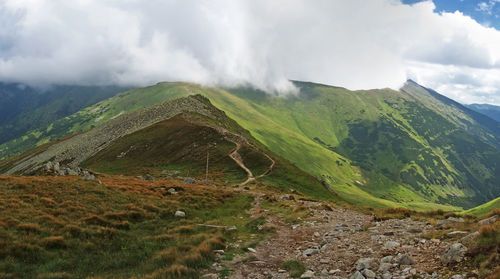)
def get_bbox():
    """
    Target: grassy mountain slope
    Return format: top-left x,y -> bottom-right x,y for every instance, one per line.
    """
4,81 -> 500,209
0,83 -> 128,146
465,196 -> 500,216
466,103 -> 500,123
